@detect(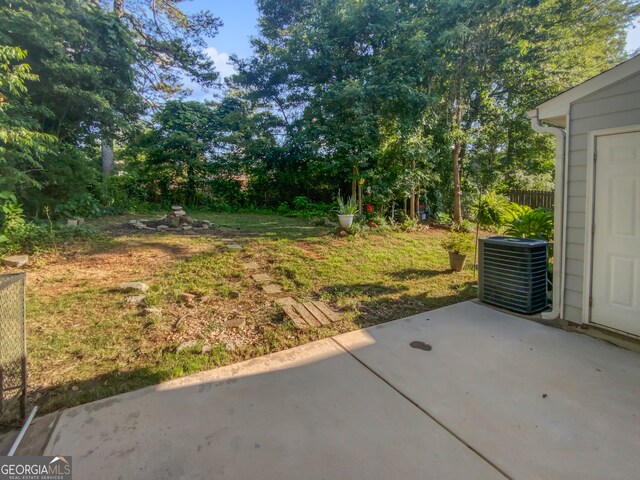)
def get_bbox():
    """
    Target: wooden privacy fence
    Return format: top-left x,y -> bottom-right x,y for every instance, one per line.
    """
508,190 -> 554,209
